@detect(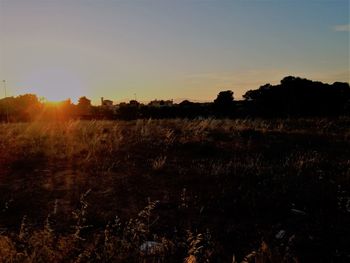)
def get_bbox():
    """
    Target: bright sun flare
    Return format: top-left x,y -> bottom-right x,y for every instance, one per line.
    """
20,68 -> 85,103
